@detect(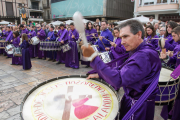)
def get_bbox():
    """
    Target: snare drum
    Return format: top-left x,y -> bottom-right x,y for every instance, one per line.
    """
5,44 -> 15,55
155,67 -> 180,105
40,41 -> 61,51
31,36 -> 40,45
91,45 -> 99,53
13,47 -> 22,57
61,43 -> 71,53
21,75 -> 120,120
99,51 -> 112,63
